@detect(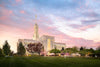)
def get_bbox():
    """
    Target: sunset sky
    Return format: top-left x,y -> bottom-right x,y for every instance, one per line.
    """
0,0 -> 100,52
